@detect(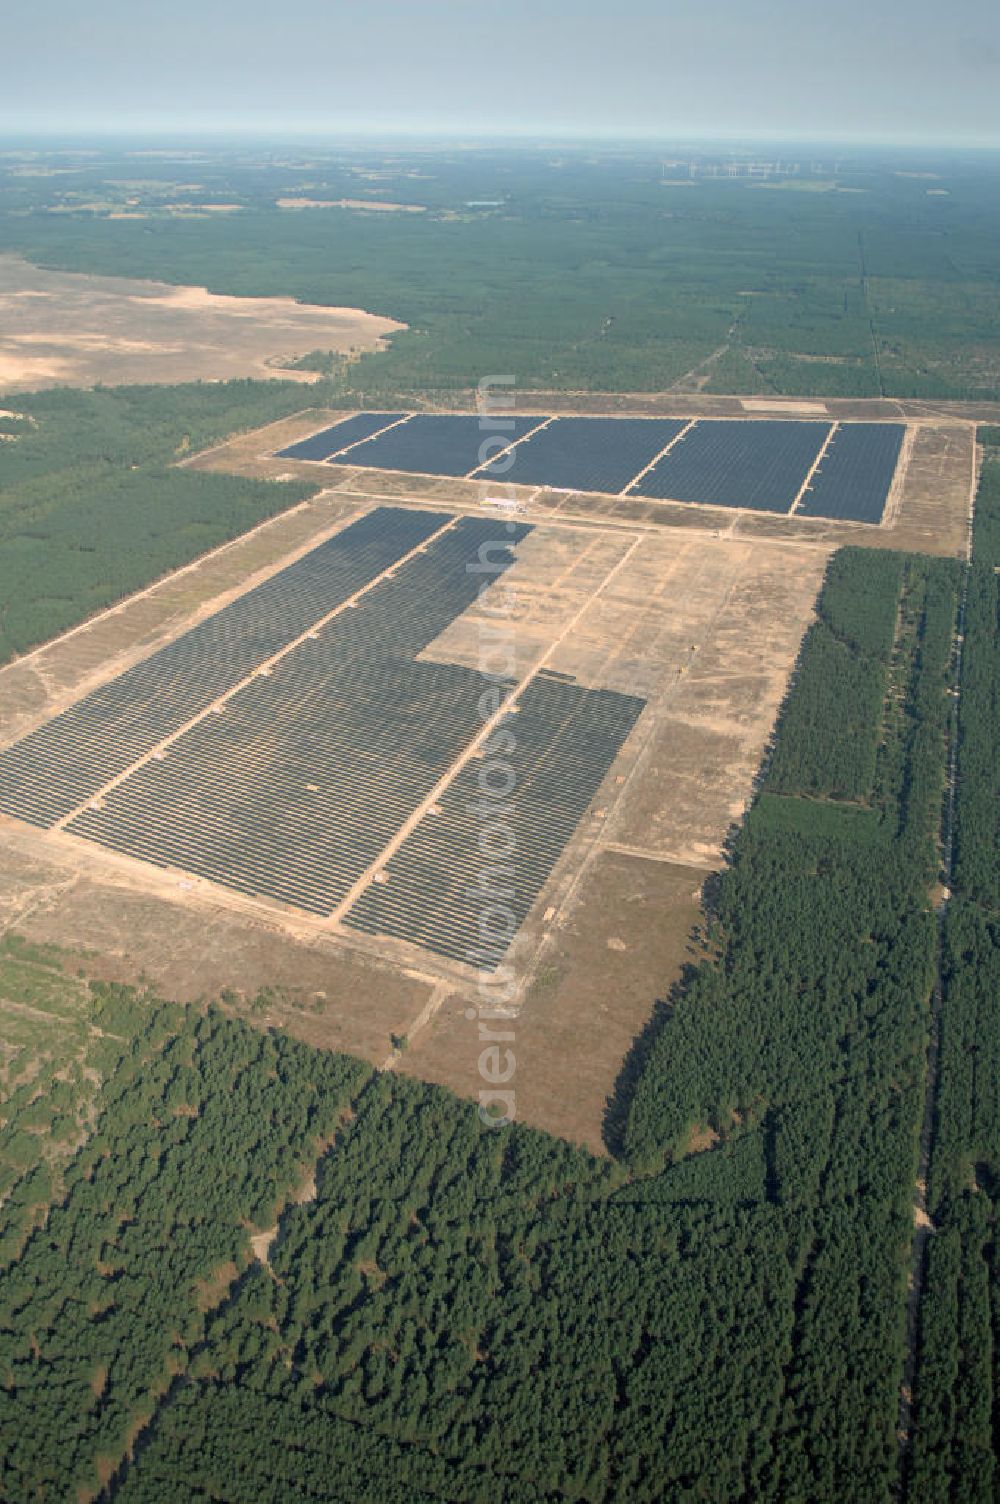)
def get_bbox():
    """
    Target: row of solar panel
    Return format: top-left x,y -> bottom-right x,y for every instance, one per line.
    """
70,519 -> 535,918
796,422 -> 905,522
69,656 -> 500,916
345,672 -> 646,968
276,413 -> 904,523
0,507 -> 448,827
278,412 -> 550,476
0,506 -> 644,966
